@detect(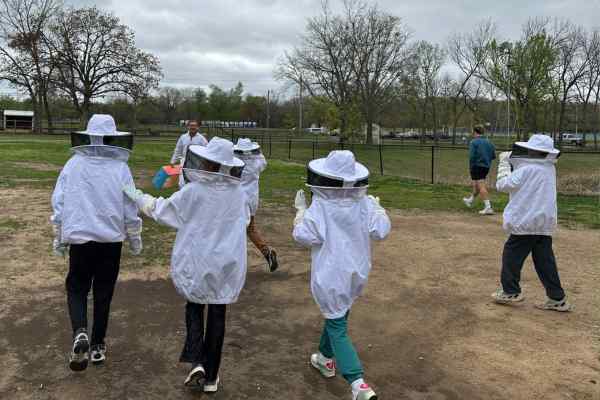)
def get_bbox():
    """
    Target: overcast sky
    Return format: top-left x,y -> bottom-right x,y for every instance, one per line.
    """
3,0 -> 600,98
